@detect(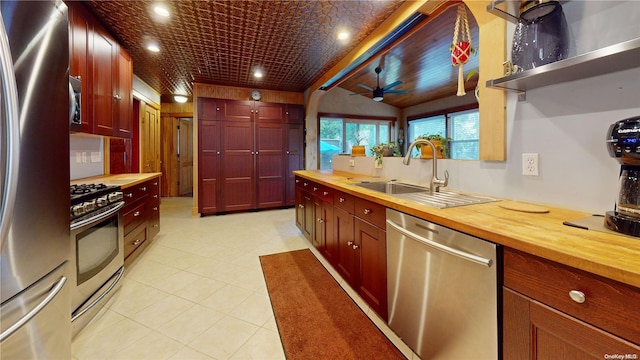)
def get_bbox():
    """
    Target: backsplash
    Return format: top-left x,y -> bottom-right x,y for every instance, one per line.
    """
70,133 -> 104,180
